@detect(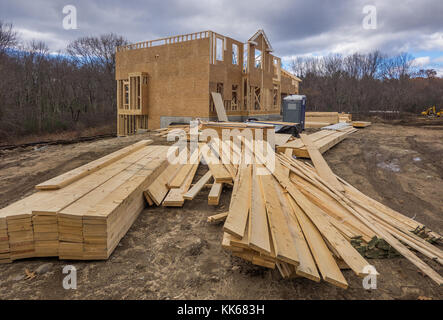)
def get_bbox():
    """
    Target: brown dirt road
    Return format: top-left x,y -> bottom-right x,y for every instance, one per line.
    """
0,123 -> 442,299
